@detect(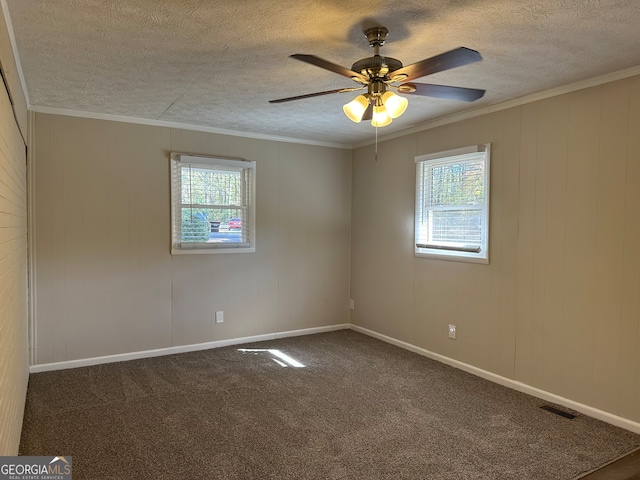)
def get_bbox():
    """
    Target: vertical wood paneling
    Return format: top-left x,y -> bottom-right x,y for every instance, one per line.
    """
515,103 -> 538,385
485,113 -> 504,372
562,89 -> 601,403
620,76 -> 640,420
349,144 -> 379,336
384,137 -> 416,345
357,137 -> 415,343
413,261 -> 436,353
49,117 -> 67,362
33,114 -> 351,367
81,119 -> 110,357
352,140 -> 415,341
62,117 -> 85,360
126,125 -> 143,352
591,82 -> 629,412
351,74 -> 640,425
480,108 -> 521,378
181,254 -> 206,345
33,114 -> 53,363
256,140 -> 281,335
243,139 -> 270,336
540,95 -> 569,395
498,108 -> 520,378
169,128 -> 186,346
349,145 -> 381,336
106,121 -> 132,355
139,125 -> 171,351
412,120 -> 495,370
300,149 -> 318,329
225,136 -> 251,339
312,146 -> 352,329
277,142 -> 302,332
174,130 -> 211,346
35,119 -> 176,360
529,98 -> 551,390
